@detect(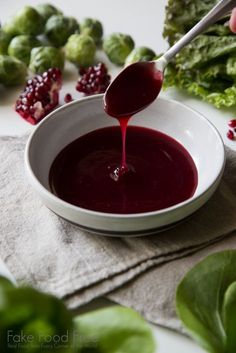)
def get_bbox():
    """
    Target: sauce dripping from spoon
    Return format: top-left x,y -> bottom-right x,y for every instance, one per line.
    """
104,62 -> 163,180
